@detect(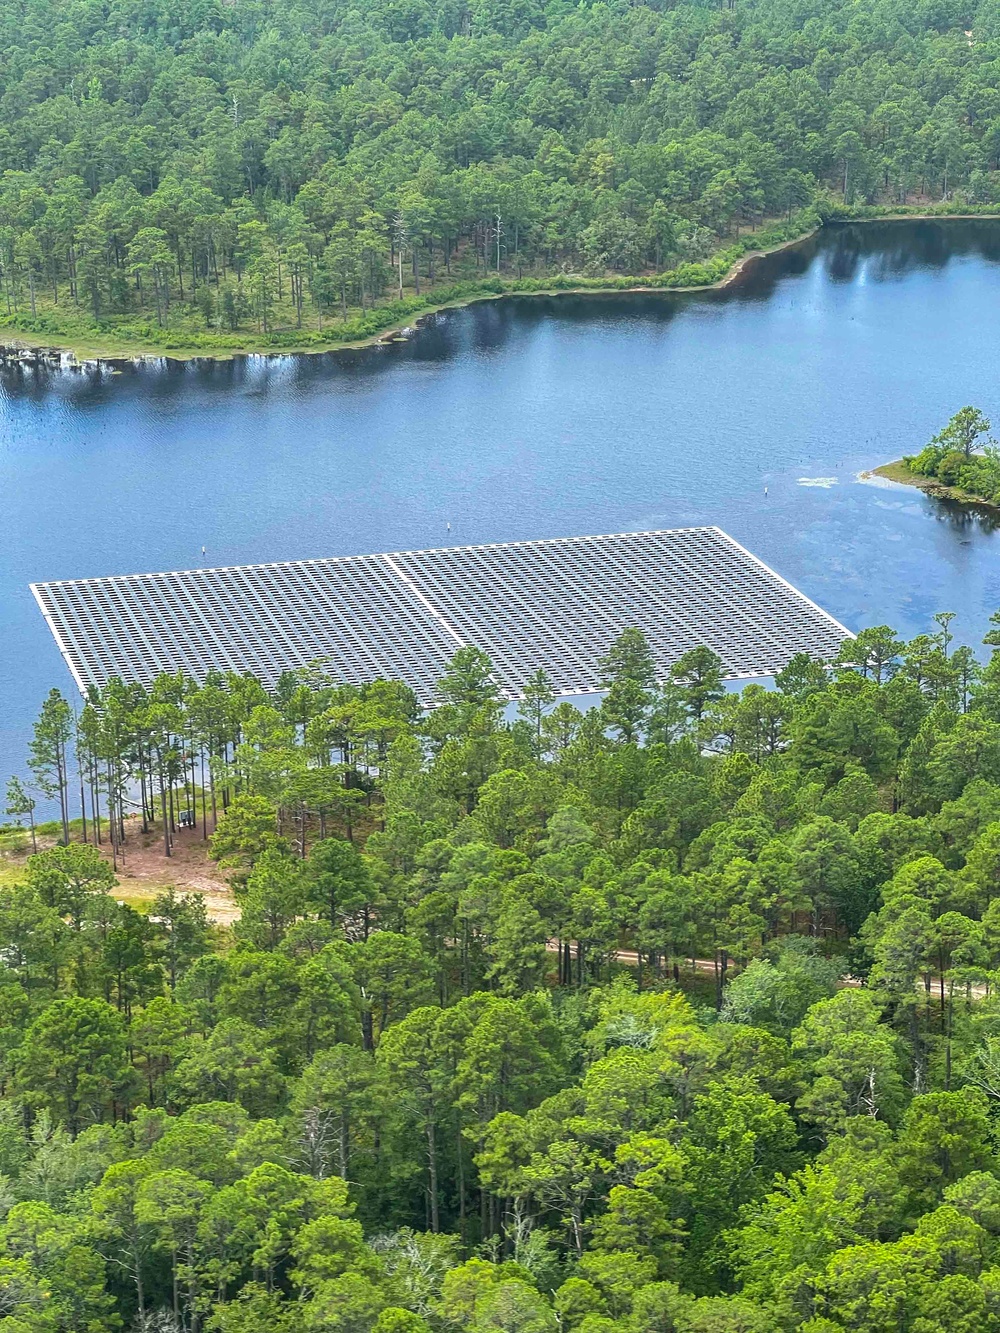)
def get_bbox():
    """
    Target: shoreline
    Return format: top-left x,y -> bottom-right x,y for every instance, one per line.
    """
3,207 -> 1000,367
0,224 -> 824,367
865,458 -> 1000,514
